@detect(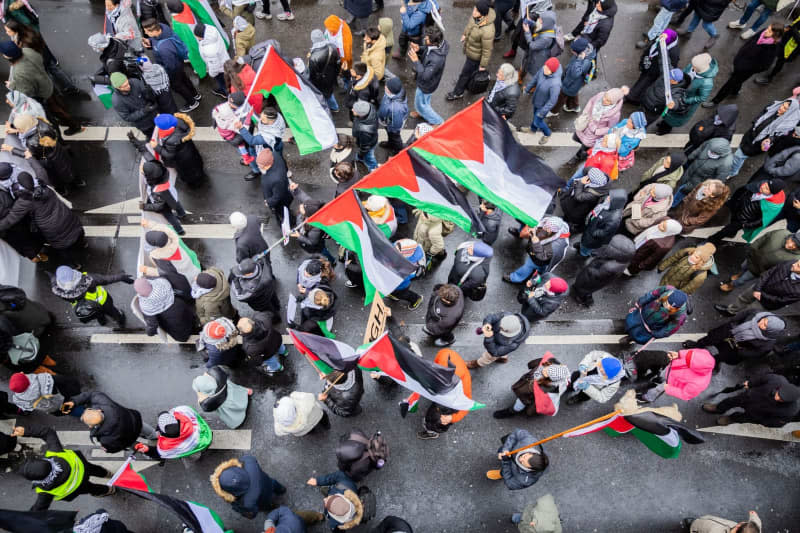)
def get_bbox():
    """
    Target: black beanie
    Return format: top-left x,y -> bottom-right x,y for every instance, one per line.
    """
769,179 -> 786,195
21,458 -> 52,480
306,259 -> 322,276
196,272 -> 217,289
143,161 -> 166,183
16,172 -> 34,191
229,91 -> 246,106
0,162 -> 11,179
476,0 -> 490,16
165,0 -> 184,13
145,230 -> 169,248
193,23 -> 206,38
